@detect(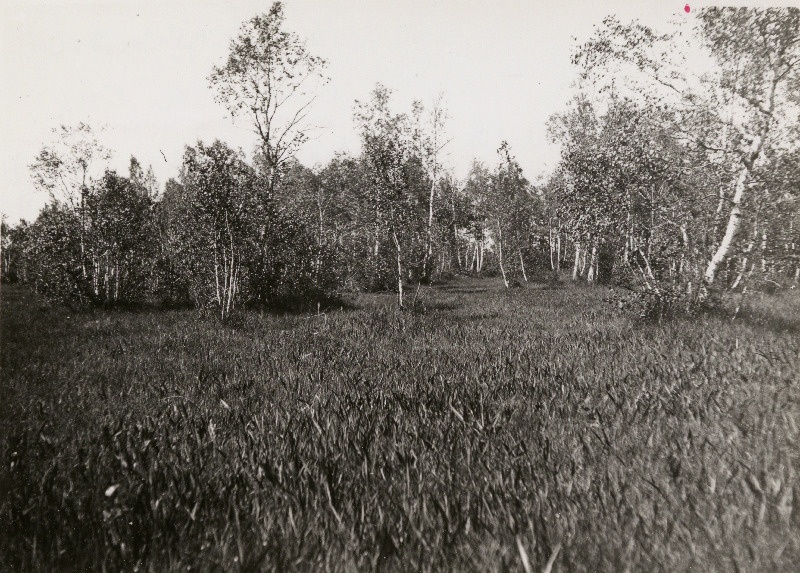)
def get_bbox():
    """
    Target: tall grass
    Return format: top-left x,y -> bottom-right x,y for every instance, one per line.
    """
1,279 -> 799,571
